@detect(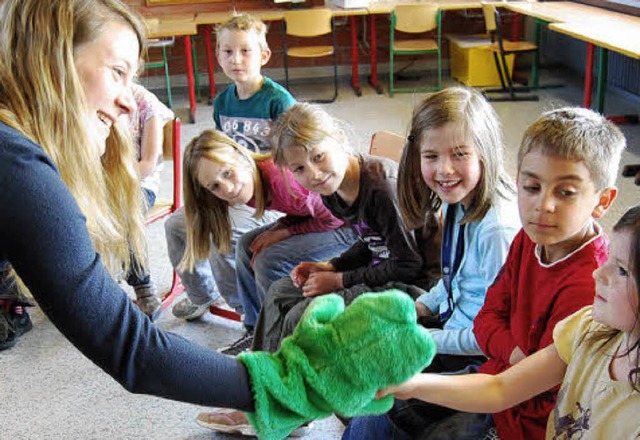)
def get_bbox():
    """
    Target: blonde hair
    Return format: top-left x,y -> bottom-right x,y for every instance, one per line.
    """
398,87 -> 515,229
215,13 -> 269,52
0,0 -> 147,286
180,130 -> 270,271
518,107 -> 626,190
270,103 -> 349,167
